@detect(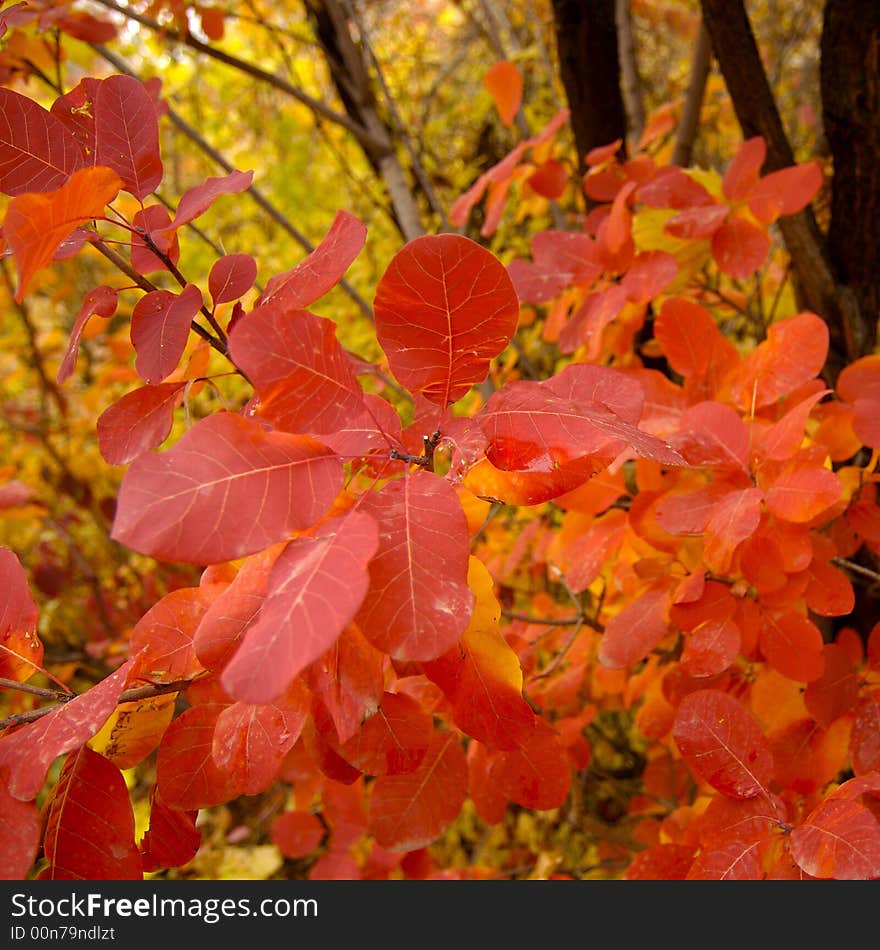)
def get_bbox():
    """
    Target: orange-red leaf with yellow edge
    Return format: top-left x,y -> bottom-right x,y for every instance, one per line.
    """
155,703 -> 241,810
0,546 -> 42,683
730,312 -> 829,411
111,412 -> 343,564
338,691 -> 432,775
764,465 -> 842,523
39,746 -> 141,880
374,234 -> 519,406
711,214 -> 770,280
599,588 -> 672,669
422,557 -> 535,750
0,656 -> 135,801
483,60 -> 522,127
494,718 -> 571,810
4,165 -> 121,300
722,136 -> 766,200
139,789 -> 200,873
355,472 -> 474,661
221,511 -> 379,705
212,679 -> 309,795
748,162 -> 823,224
791,773 -> 880,879
759,610 -> 825,682
672,688 -> 773,799
368,730 -> 467,851
0,779 -> 39,880
271,810 -> 325,859
88,692 -> 175,770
